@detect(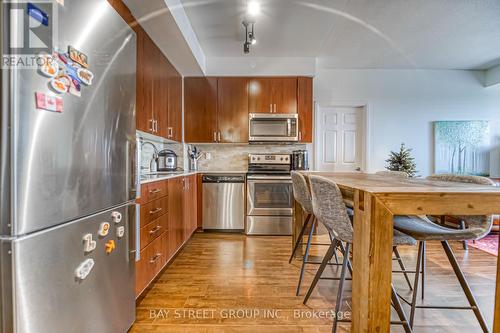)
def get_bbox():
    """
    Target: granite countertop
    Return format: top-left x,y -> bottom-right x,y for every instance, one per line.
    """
140,170 -> 247,184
